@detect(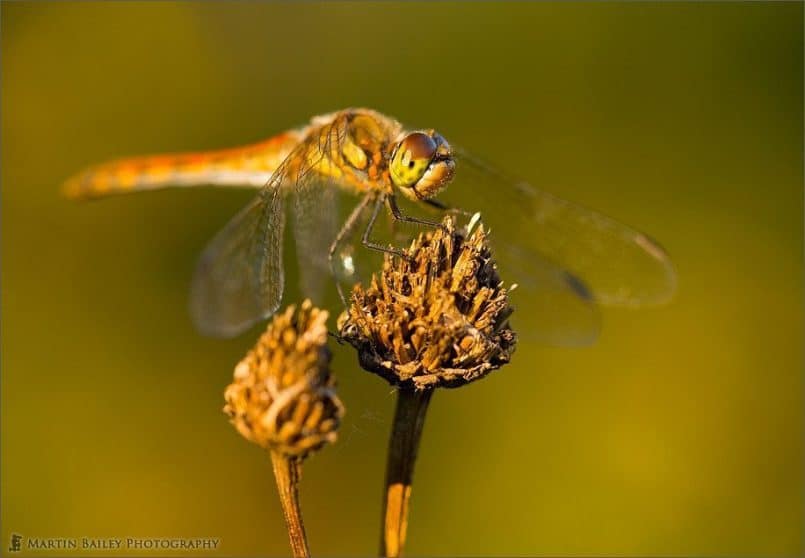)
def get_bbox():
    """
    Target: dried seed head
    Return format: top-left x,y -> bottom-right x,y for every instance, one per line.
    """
224,300 -> 344,458
338,216 -> 516,390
